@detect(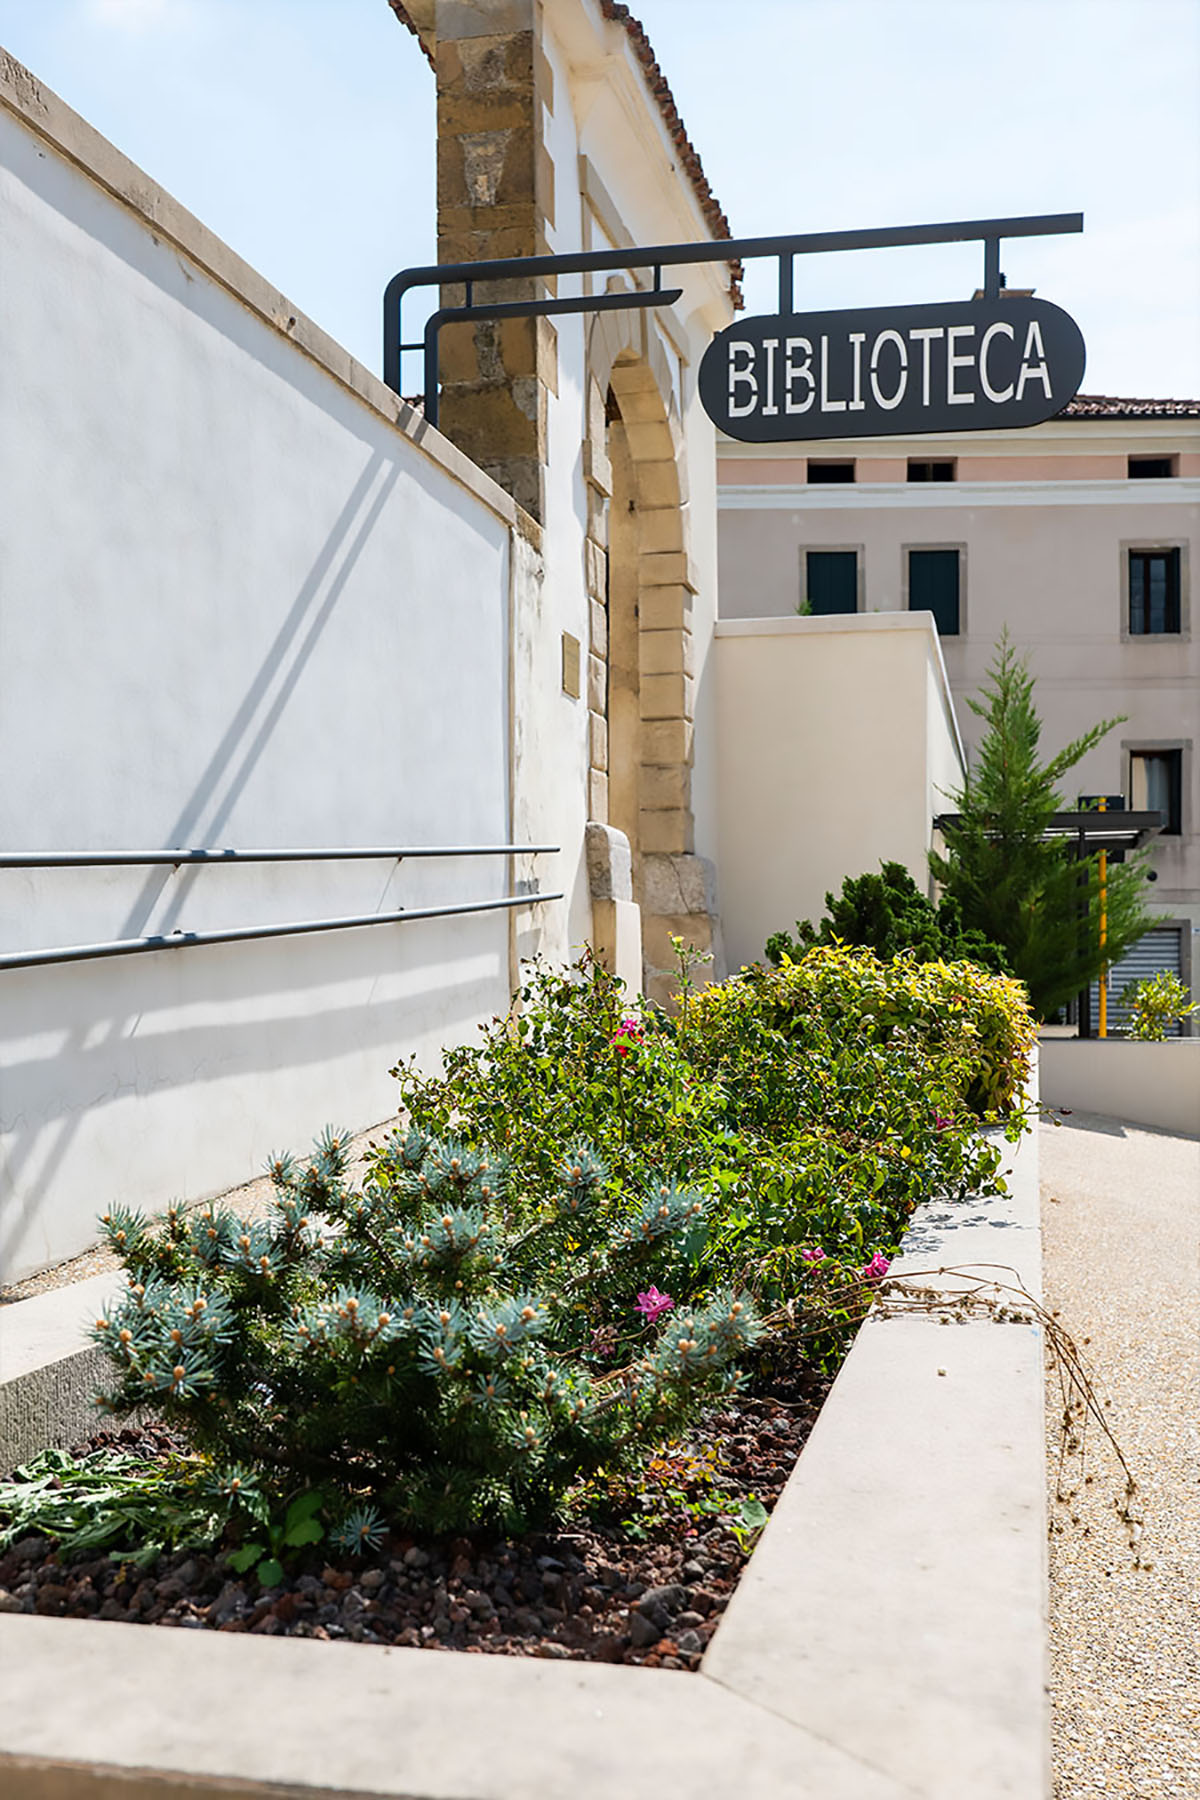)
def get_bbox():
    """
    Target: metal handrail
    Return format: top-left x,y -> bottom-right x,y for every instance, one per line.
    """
0,843 -> 561,970
0,844 -> 557,868
0,892 -> 562,972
